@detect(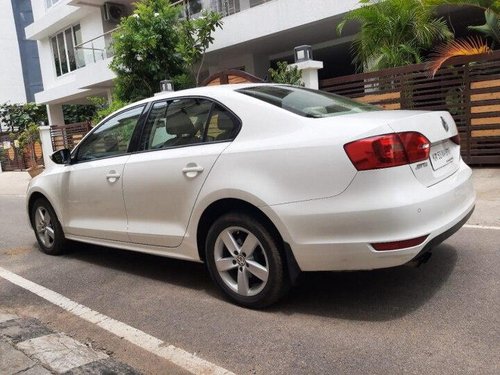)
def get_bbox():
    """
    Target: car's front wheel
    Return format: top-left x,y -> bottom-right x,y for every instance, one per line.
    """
31,198 -> 66,255
205,212 -> 289,308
